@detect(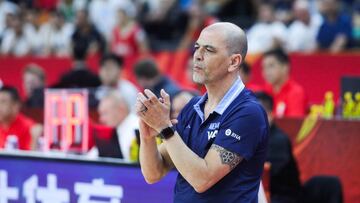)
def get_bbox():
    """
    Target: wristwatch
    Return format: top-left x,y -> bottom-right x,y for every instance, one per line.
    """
158,126 -> 175,140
